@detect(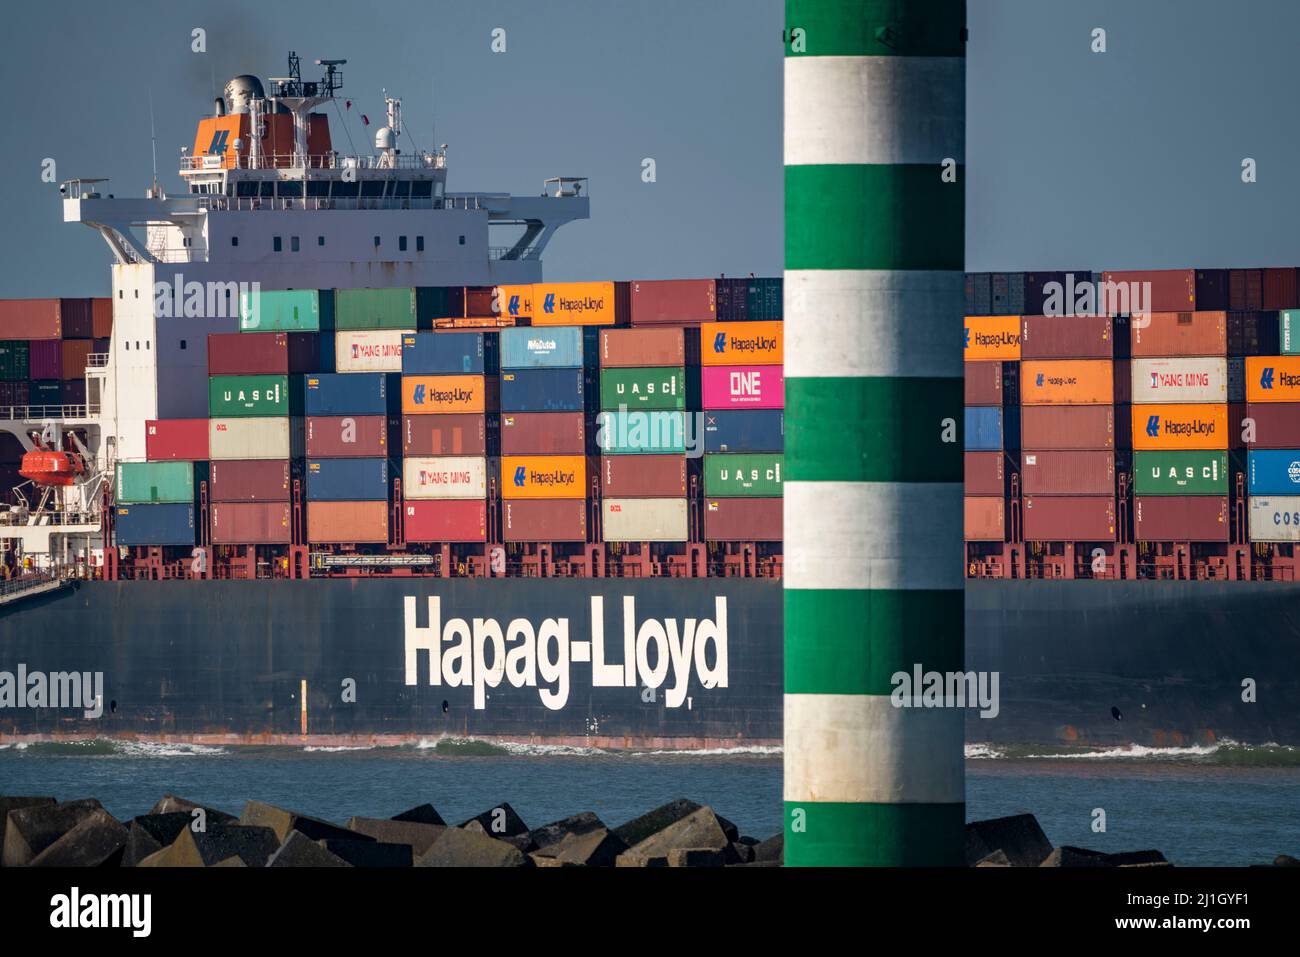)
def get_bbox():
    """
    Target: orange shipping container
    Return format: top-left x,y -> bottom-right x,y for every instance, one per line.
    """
530,281 -> 619,326
964,497 -> 1005,541
401,374 -> 490,414
500,455 -> 587,500
496,284 -> 534,319
1130,403 -> 1229,450
700,321 -> 783,366
307,501 -> 389,543
1245,356 -> 1300,403
964,315 -> 1021,361
1020,360 -> 1114,405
